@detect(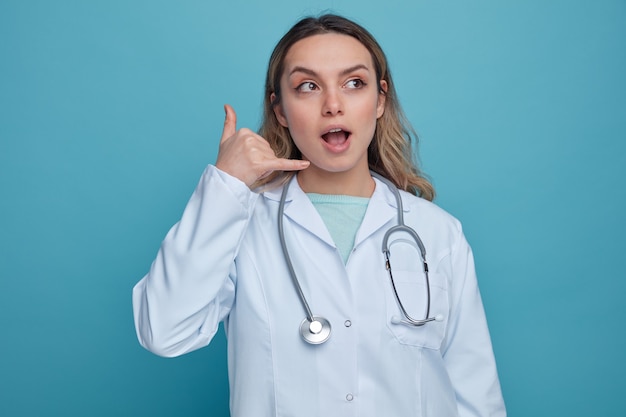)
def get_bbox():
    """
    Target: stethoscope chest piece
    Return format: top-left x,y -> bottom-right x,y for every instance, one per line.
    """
300,316 -> 331,344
